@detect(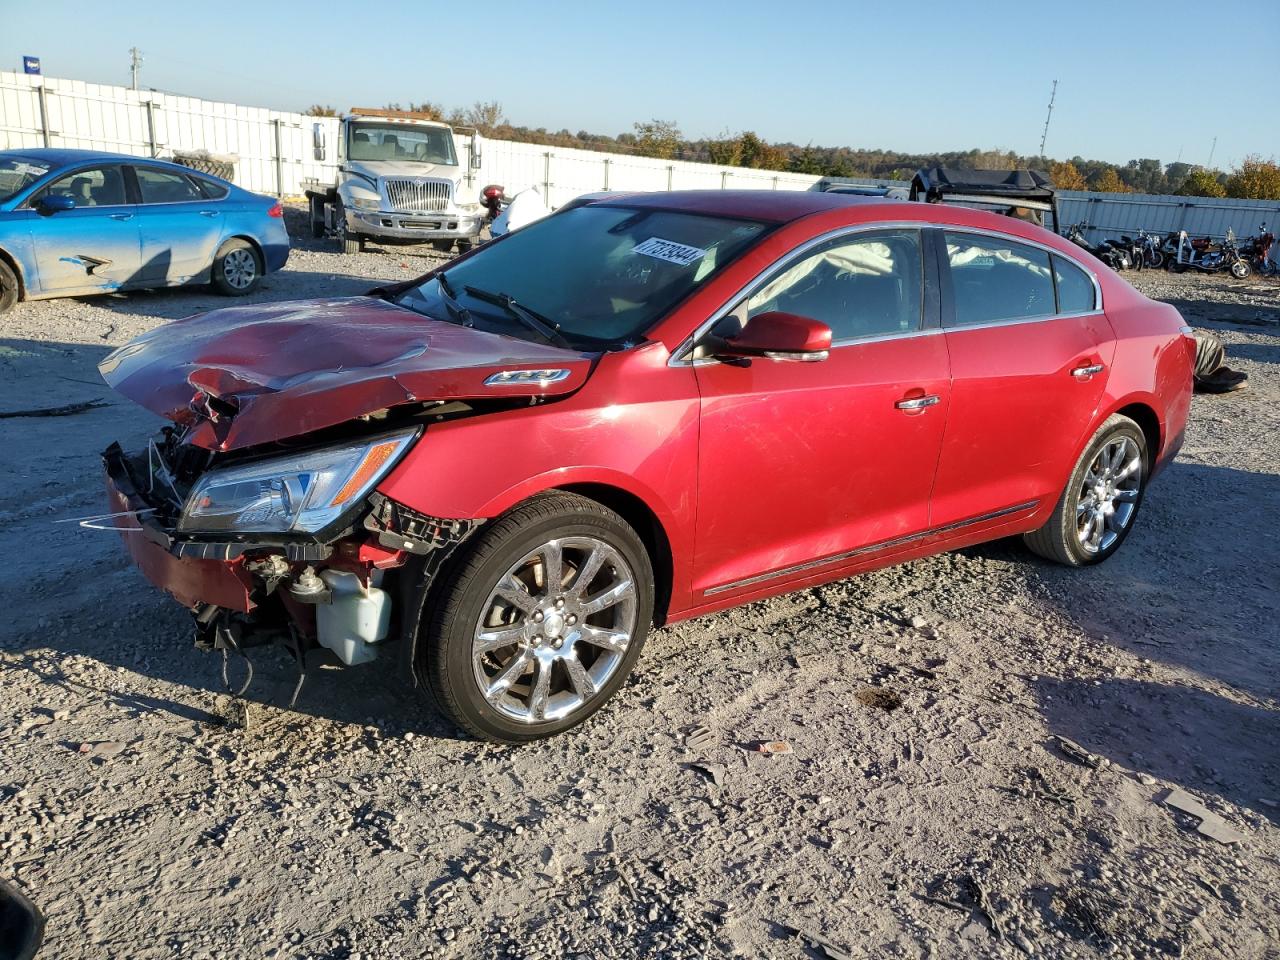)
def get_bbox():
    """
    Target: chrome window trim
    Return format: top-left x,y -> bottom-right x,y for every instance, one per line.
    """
131,165 -> 223,206
940,226 -> 1103,321
20,163 -> 132,211
670,220 -> 1104,367
669,221 -> 931,367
